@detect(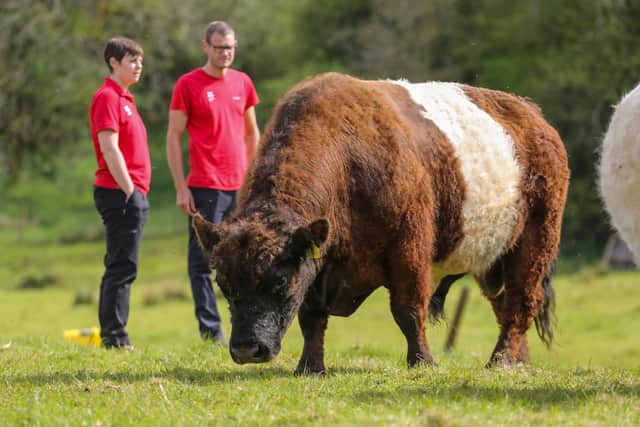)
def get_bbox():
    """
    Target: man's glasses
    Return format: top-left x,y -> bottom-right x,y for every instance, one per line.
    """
210,44 -> 236,53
